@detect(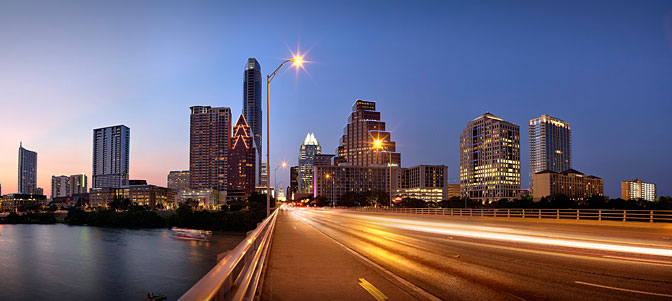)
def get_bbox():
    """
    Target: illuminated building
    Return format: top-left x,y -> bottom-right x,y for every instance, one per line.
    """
18,143 -> 38,194
70,174 -> 87,195
621,179 -> 656,201
90,184 -> 176,209
314,154 -> 335,166
334,100 -> 401,167
51,176 -> 71,198
190,106 -> 231,191
446,184 -> 460,199
228,114 -> 256,198
167,170 -> 190,190
1,194 -> 46,212
92,125 -> 130,188
243,58 -> 263,185
314,165 -> 397,204
532,169 -> 603,202
396,165 -> 449,202
460,113 -> 521,203
176,188 -> 223,209
298,133 -> 322,193
260,163 -> 268,187
529,115 -> 571,191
